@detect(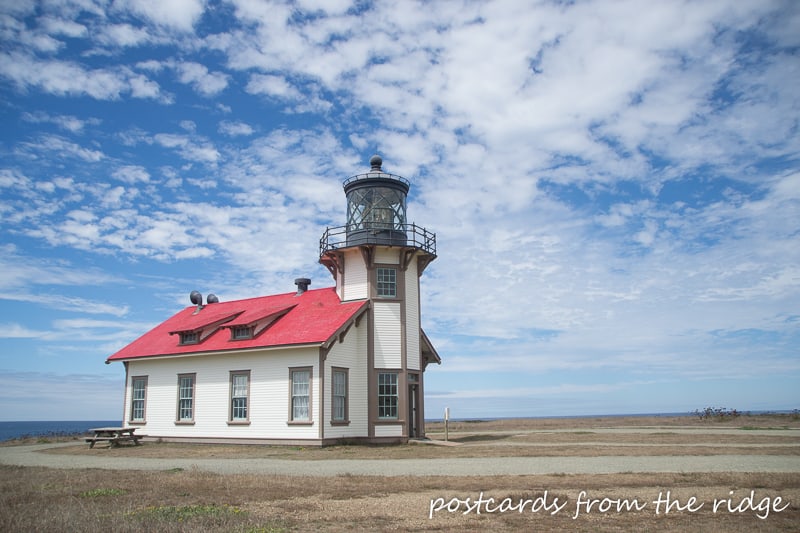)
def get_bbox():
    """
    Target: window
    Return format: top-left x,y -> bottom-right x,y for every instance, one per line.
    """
231,326 -> 253,340
130,376 -> 147,423
376,267 -> 397,298
179,331 -> 199,345
332,369 -> 348,423
229,371 -> 250,423
346,186 -> 406,231
290,368 -> 311,422
177,373 -> 195,423
378,372 -> 398,419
